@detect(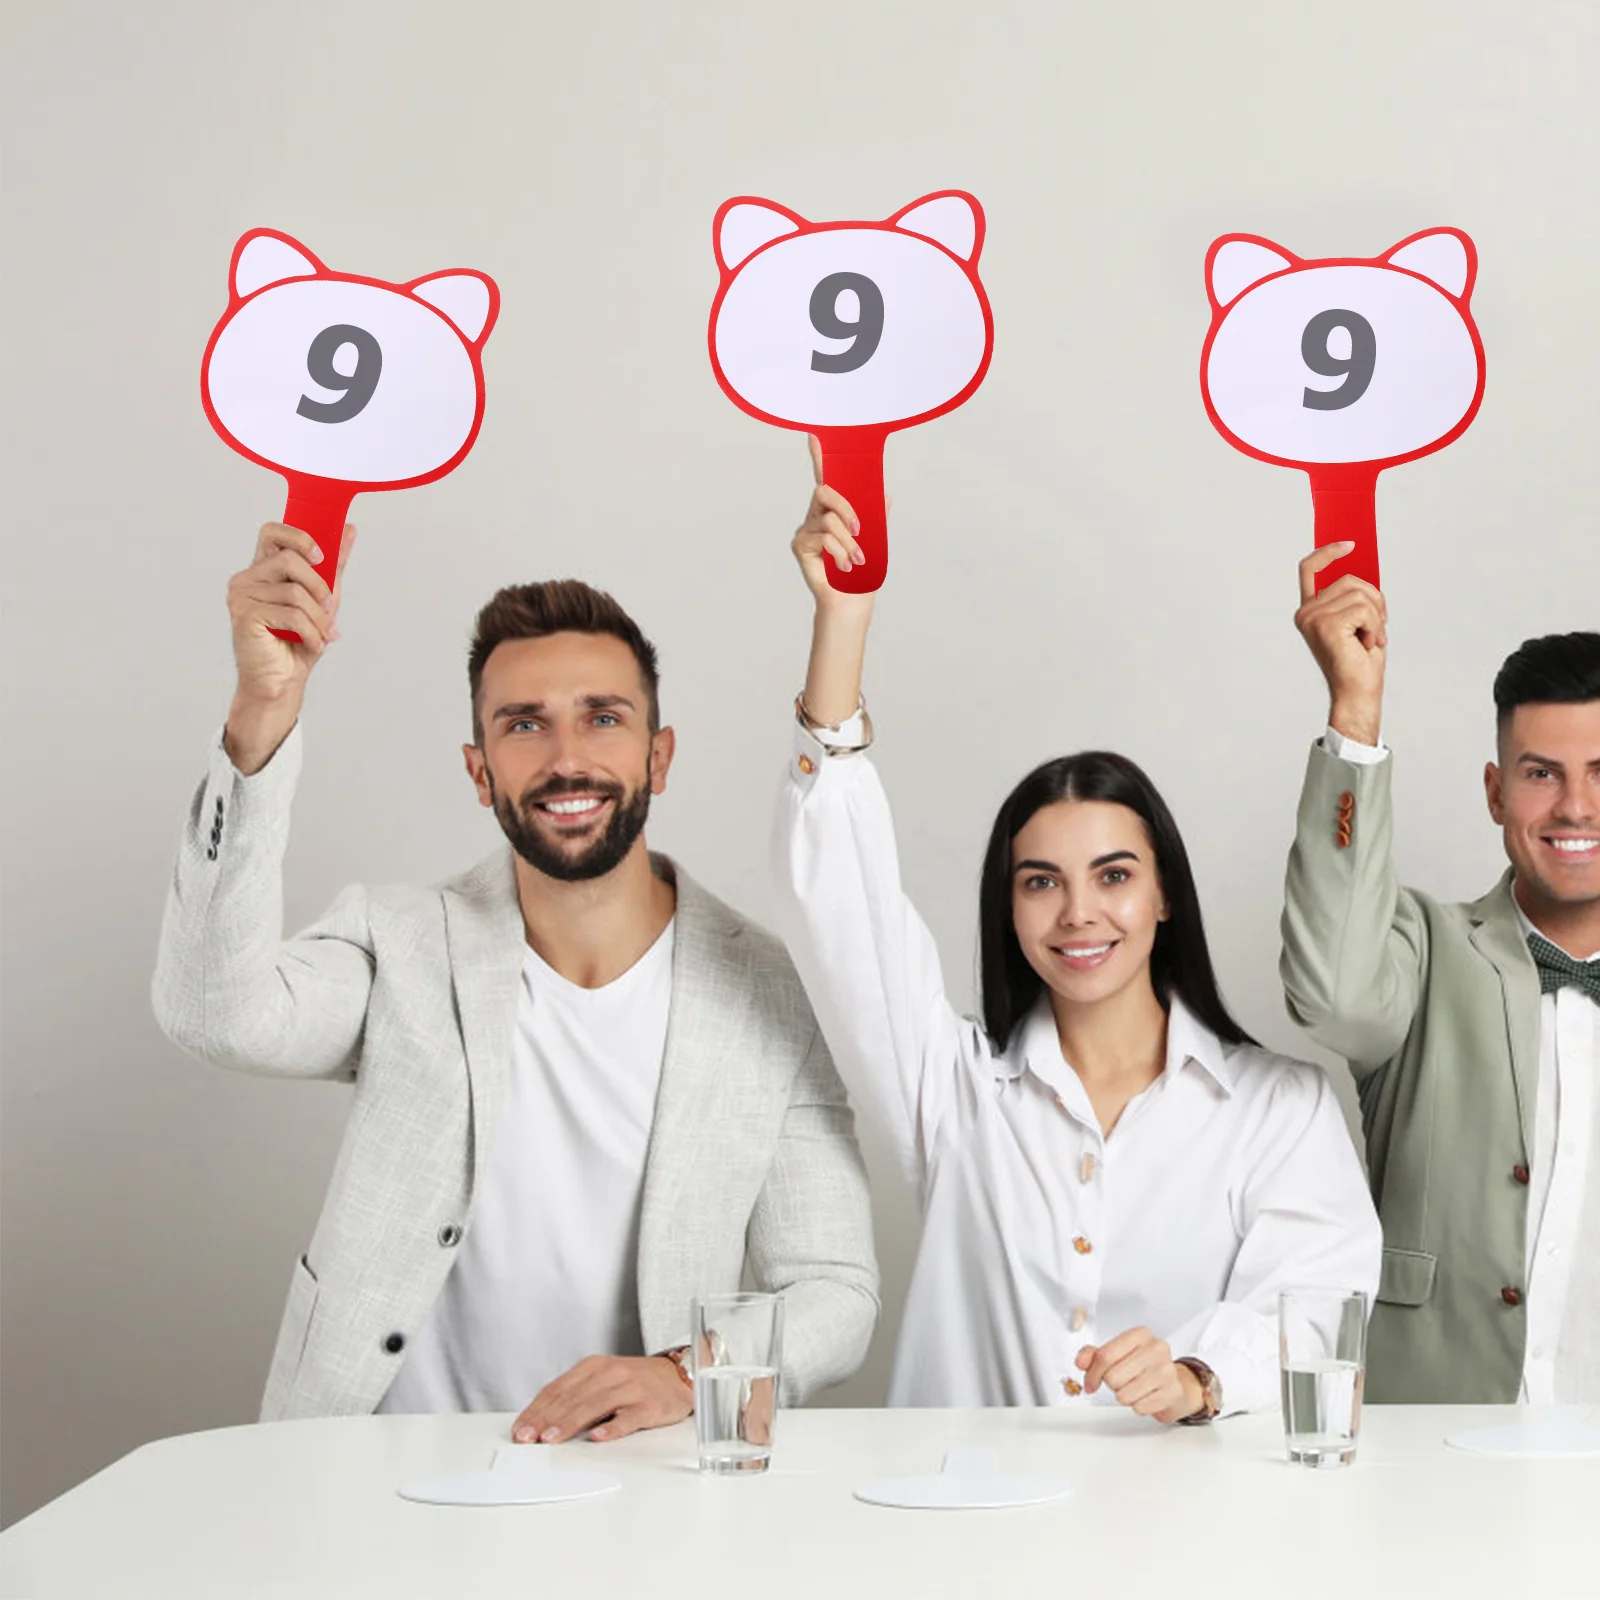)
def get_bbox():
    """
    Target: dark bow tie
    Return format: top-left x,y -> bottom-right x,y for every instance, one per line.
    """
1527,931 -> 1600,1005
